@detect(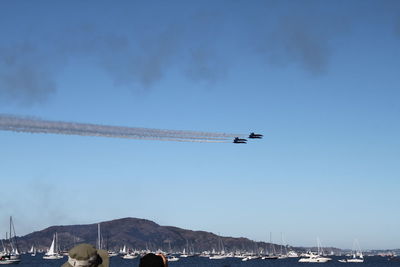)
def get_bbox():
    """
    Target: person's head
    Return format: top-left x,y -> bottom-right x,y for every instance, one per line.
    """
61,243 -> 109,267
139,253 -> 168,267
